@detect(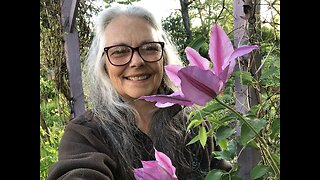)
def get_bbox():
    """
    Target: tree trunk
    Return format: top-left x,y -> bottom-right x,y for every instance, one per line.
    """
40,111 -> 50,144
233,0 -> 261,179
248,0 -> 262,107
179,0 -> 193,42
